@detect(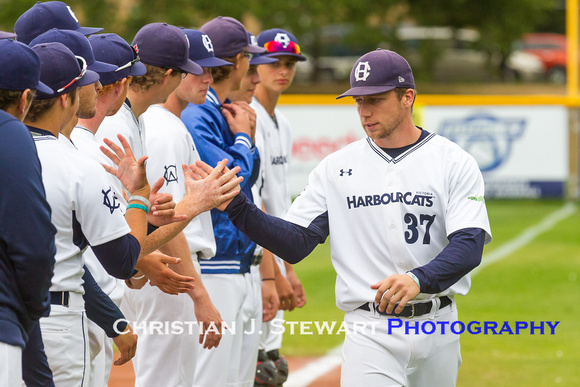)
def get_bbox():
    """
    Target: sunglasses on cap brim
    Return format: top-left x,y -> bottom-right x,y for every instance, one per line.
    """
263,40 -> 301,55
115,44 -> 140,72
57,55 -> 87,93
